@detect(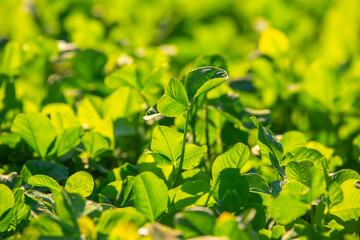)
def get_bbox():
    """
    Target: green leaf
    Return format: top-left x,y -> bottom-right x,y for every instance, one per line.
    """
174,180 -> 210,210
82,132 -> 110,157
28,175 -> 62,193
51,126 -> 83,157
243,203 -> 267,231
280,131 -> 307,154
115,176 -> 135,208
174,207 -> 215,239
147,151 -> 173,168
49,111 -> 82,135
21,159 -> 68,183
283,147 -> 323,168
100,181 -> 122,202
251,117 -> 284,177
42,103 -> 80,134
96,208 -> 146,235
103,86 -> 144,119
281,182 -> 308,196
267,193 -> 308,225
11,112 -> 57,158
25,215 -> 64,237
309,168 -> 326,202
185,66 -> 228,103
53,189 -> 85,230
151,126 -> 182,165
272,225 -> 286,239
0,184 -> 14,217
10,188 -> 31,230
0,41 -> 22,76
104,64 -> 141,90
331,169 -> 360,185
181,169 -> 211,185
157,77 -> 189,117
24,190 -> 56,217
212,143 -> 250,180
133,172 -> 169,222
212,168 -> 249,213
330,179 -> 360,221
258,28 -> 289,57
65,171 -> 94,198
214,212 -> 246,240
77,95 -> 103,129
244,173 -> 271,195
150,127 -> 205,169
194,54 -> 228,73
328,182 -> 343,208
0,133 -> 21,148
94,117 -> 115,148
183,144 -> 207,170
286,160 -> 314,185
